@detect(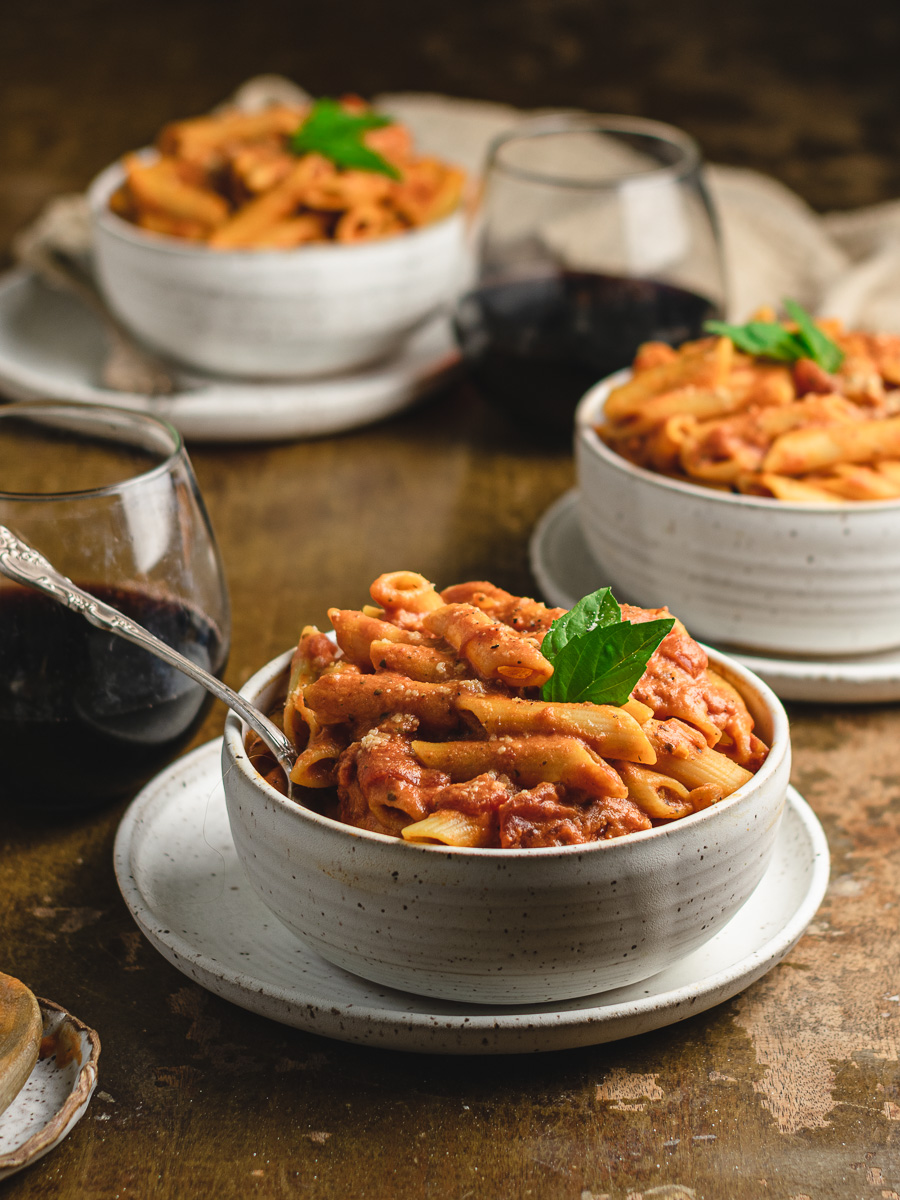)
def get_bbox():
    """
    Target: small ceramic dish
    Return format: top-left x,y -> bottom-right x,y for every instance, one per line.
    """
0,999 -> 100,1181
575,371 -> 900,656
221,645 -> 791,1006
87,157 -> 468,379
